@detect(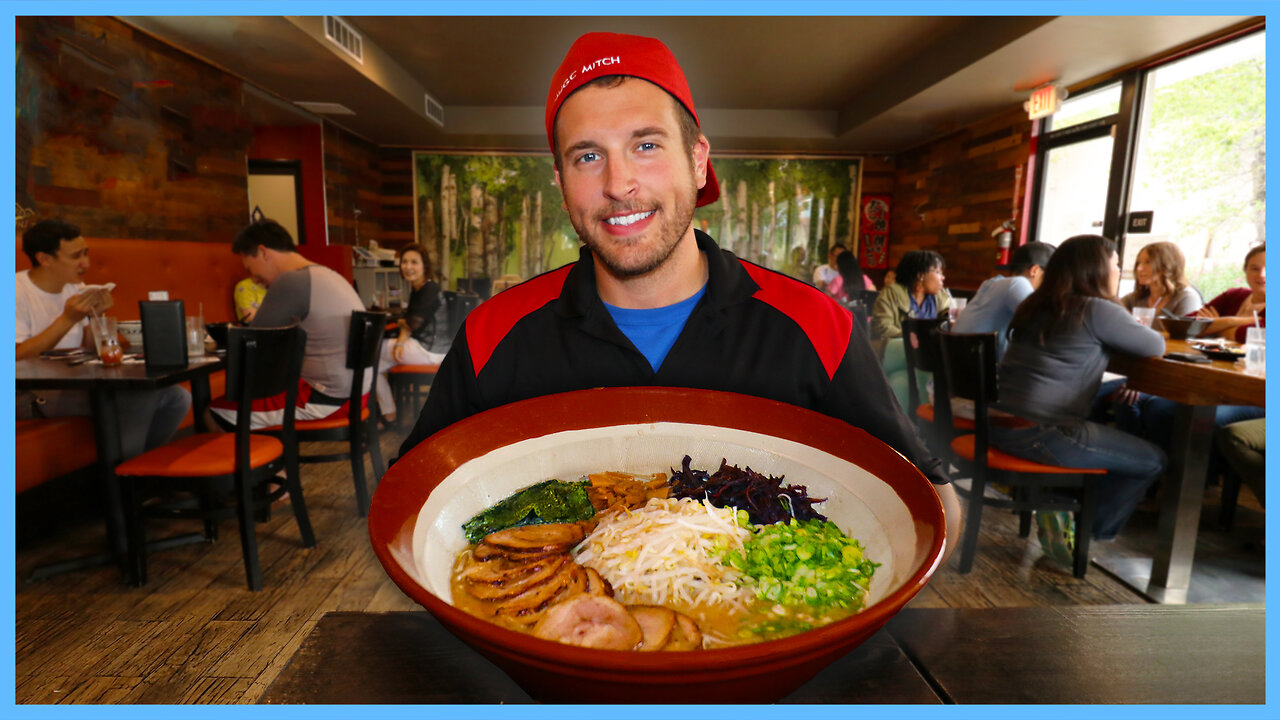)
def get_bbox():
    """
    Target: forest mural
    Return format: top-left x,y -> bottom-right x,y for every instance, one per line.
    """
413,151 -> 863,289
